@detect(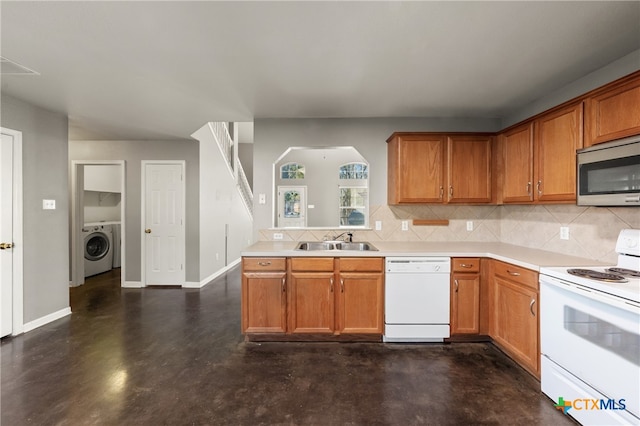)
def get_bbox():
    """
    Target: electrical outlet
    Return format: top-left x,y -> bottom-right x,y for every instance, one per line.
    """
401,220 -> 409,231
560,226 -> 570,240
466,221 -> 473,231
375,221 -> 382,231
273,233 -> 284,240
43,199 -> 56,210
